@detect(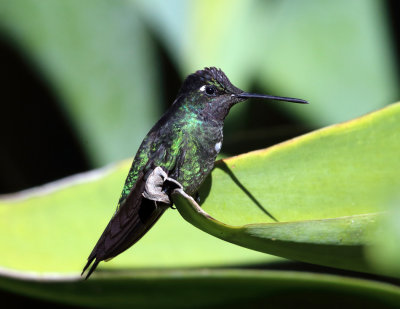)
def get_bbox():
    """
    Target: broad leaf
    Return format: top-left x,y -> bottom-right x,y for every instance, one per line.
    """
0,162 -> 273,274
1,269 -> 399,309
